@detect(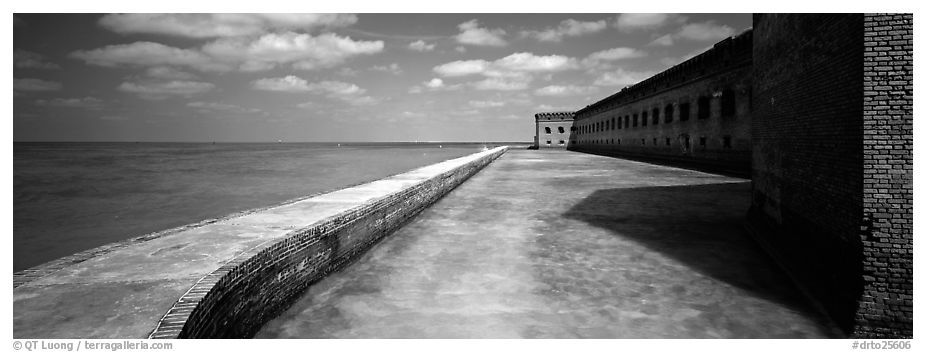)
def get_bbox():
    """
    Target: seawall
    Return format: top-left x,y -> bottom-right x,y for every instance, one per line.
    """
13,146 -> 507,339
